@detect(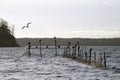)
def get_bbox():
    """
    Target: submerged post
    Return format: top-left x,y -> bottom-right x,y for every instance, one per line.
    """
89,48 -> 92,64
85,52 -> 88,62
100,53 -> 103,63
39,40 -> 42,57
104,51 -> 107,68
77,42 -> 80,57
81,46 -> 84,59
64,47 -> 66,56
72,46 -> 74,57
54,37 -> 57,56
74,45 -> 77,57
68,42 -> 71,56
94,52 -> 96,65
28,42 -> 31,57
